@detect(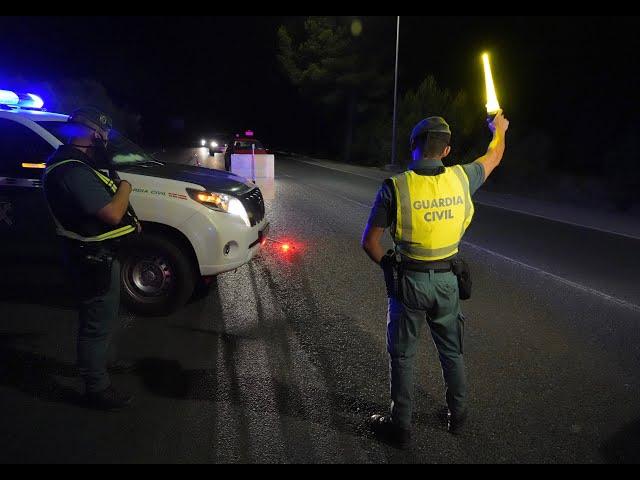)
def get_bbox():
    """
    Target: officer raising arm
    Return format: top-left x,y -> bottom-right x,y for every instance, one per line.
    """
362,112 -> 509,448
362,110 -> 509,265
43,108 -> 140,411
475,110 -> 510,179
